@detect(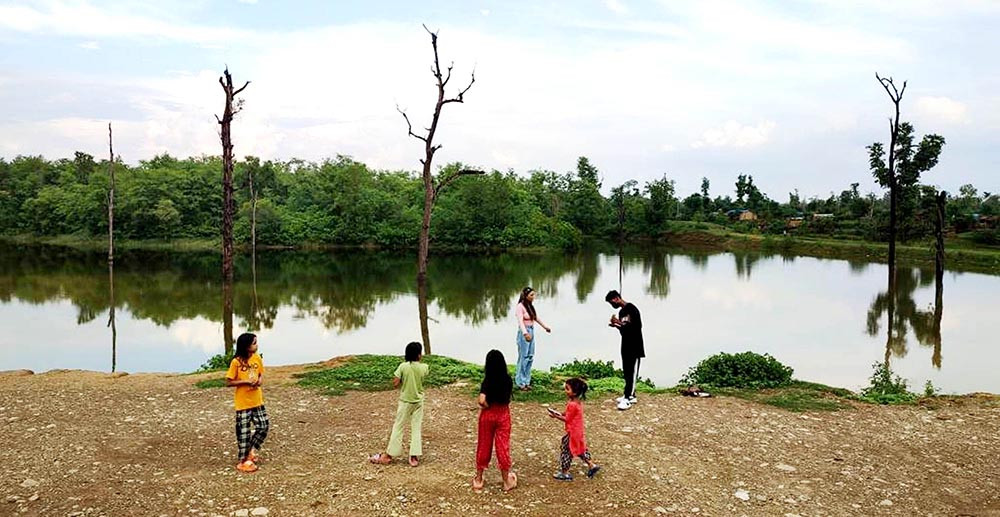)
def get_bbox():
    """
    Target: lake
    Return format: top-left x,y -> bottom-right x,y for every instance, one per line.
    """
1,242 -> 997,394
